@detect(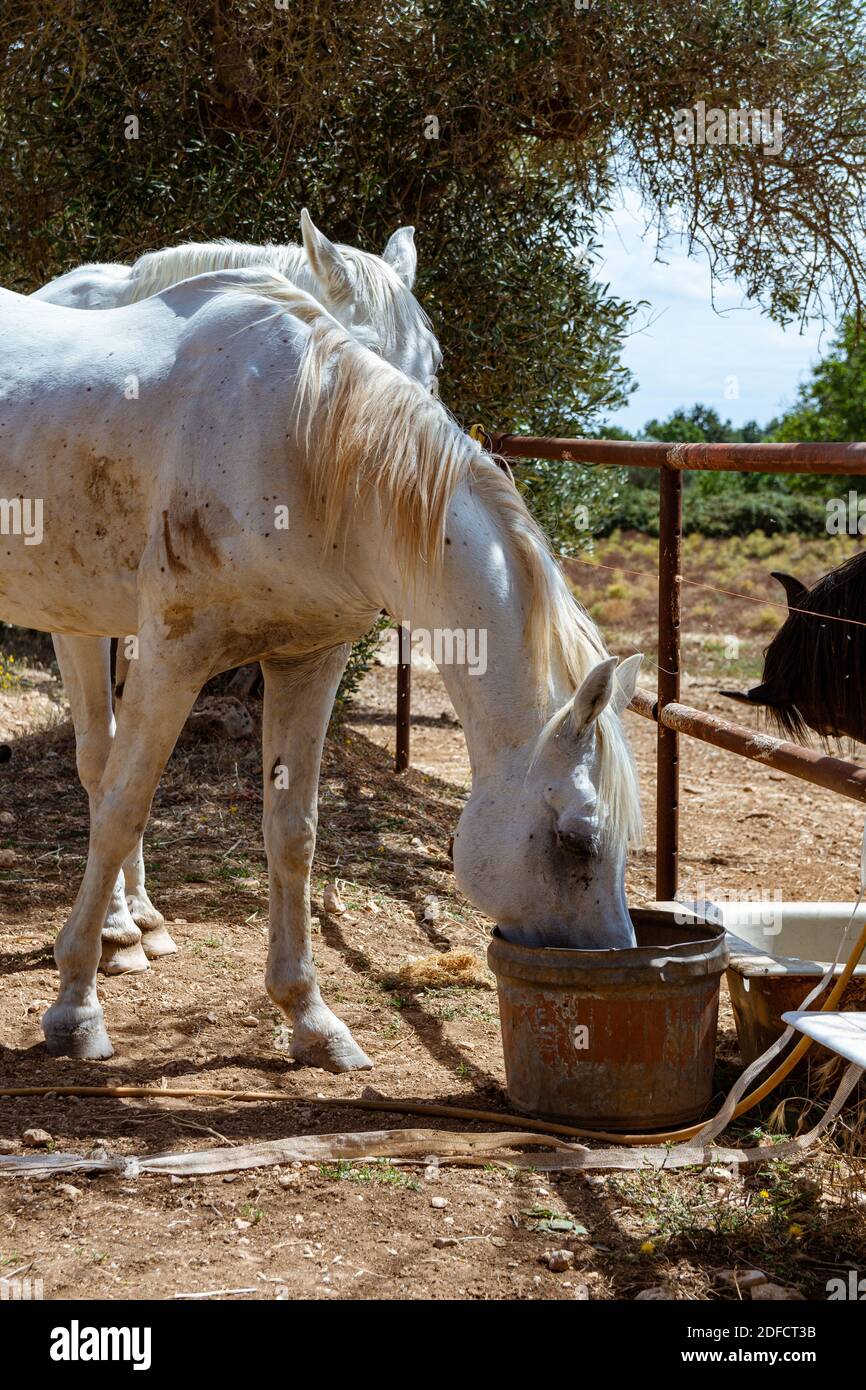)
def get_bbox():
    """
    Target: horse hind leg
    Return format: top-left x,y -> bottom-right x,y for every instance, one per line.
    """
52,635 -> 149,975
44,634 -> 205,1058
121,839 -> 176,957
113,646 -> 176,958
